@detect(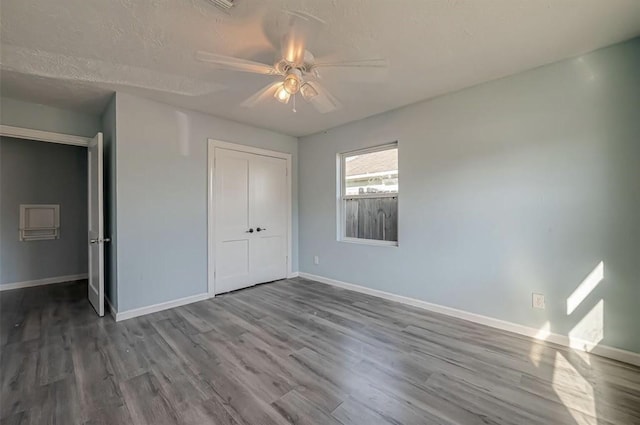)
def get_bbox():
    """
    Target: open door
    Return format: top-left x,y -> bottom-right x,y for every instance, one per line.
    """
88,132 -> 105,316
